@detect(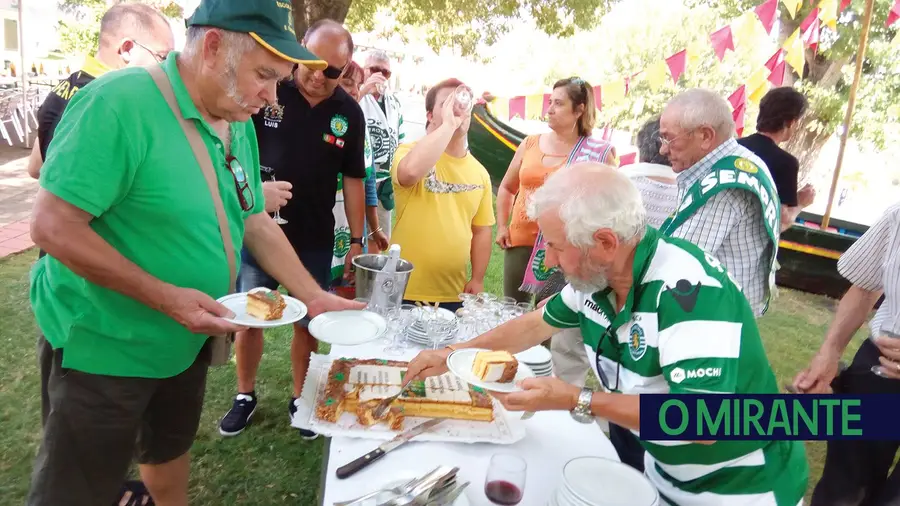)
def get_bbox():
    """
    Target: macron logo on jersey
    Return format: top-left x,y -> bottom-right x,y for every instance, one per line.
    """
583,299 -> 612,328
